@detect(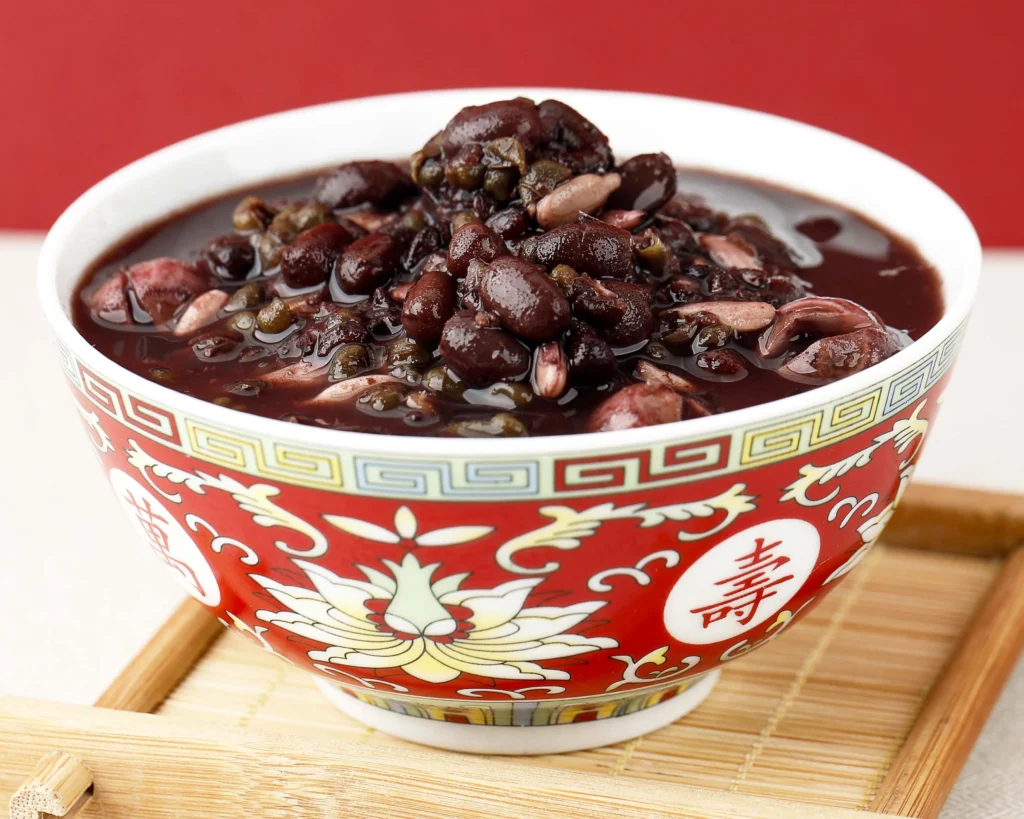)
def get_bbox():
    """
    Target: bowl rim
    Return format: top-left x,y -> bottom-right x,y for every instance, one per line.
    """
37,87 -> 982,460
